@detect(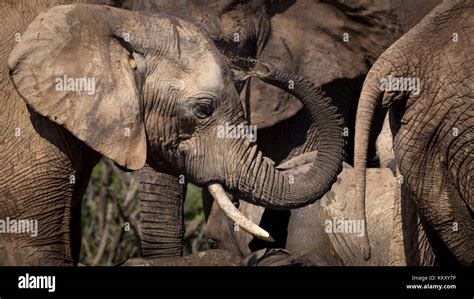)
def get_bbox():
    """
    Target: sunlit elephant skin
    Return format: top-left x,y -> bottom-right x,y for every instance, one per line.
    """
0,0 -> 119,266
127,0 -> 442,259
199,0 -> 441,252
249,0 -> 441,165
123,0 -> 283,258
0,2 -> 344,265
120,0 -> 348,258
354,0 -> 473,265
